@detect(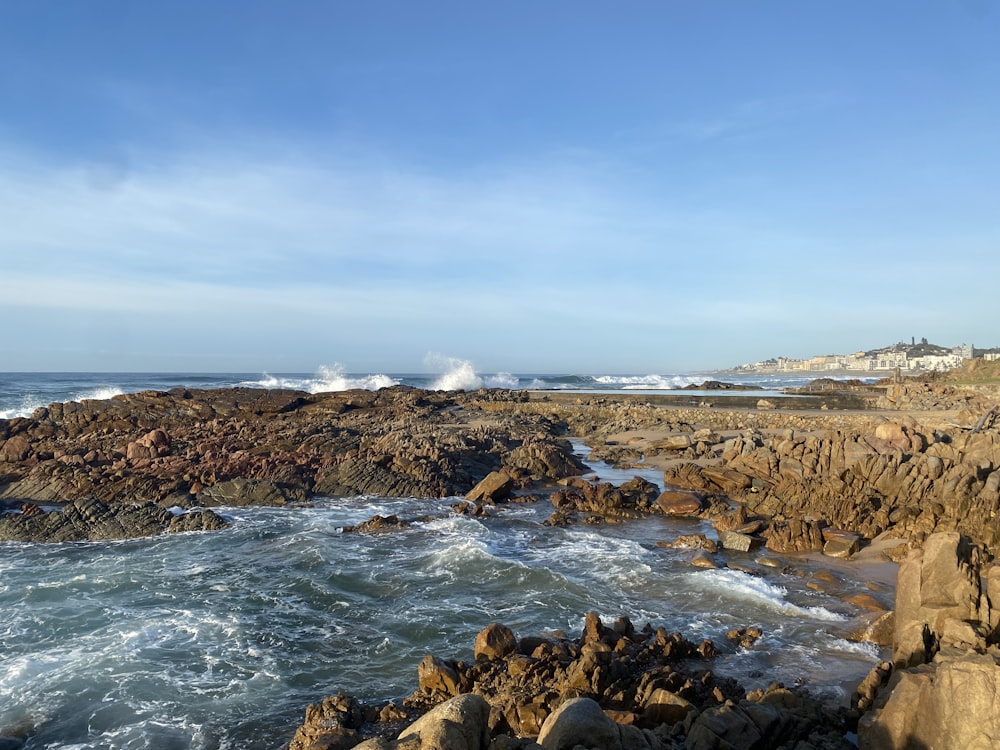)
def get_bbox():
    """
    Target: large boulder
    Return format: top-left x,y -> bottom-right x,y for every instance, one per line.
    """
893,532 -> 989,668
473,623 -> 517,662
858,651 -> 1000,749
536,697 -> 658,750
352,694 -> 490,750
859,532 -> 1000,749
